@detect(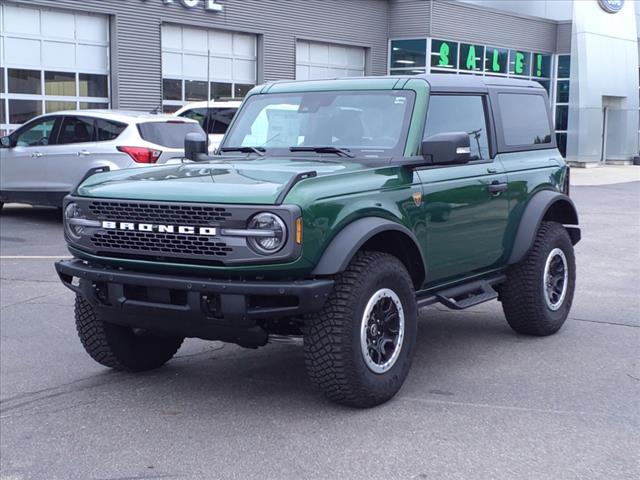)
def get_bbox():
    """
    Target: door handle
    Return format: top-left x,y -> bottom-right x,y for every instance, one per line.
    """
77,150 -> 91,157
487,181 -> 508,195
31,152 -> 43,158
